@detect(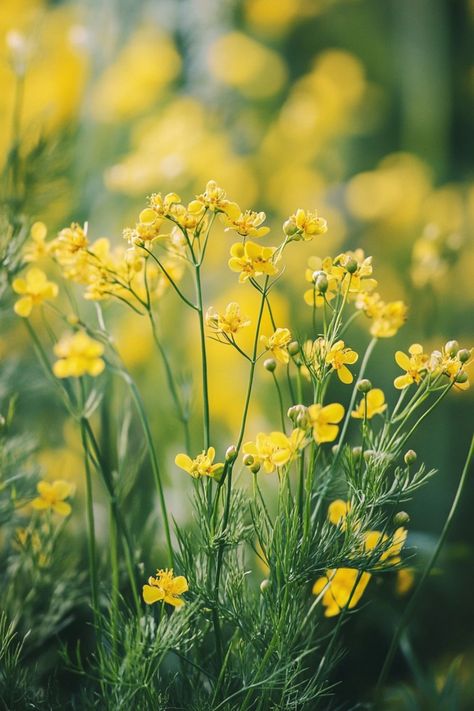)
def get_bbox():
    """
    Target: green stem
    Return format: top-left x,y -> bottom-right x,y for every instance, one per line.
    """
375,433 -> 474,703
272,371 -> 286,432
195,262 -> 210,449
80,418 -> 99,621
